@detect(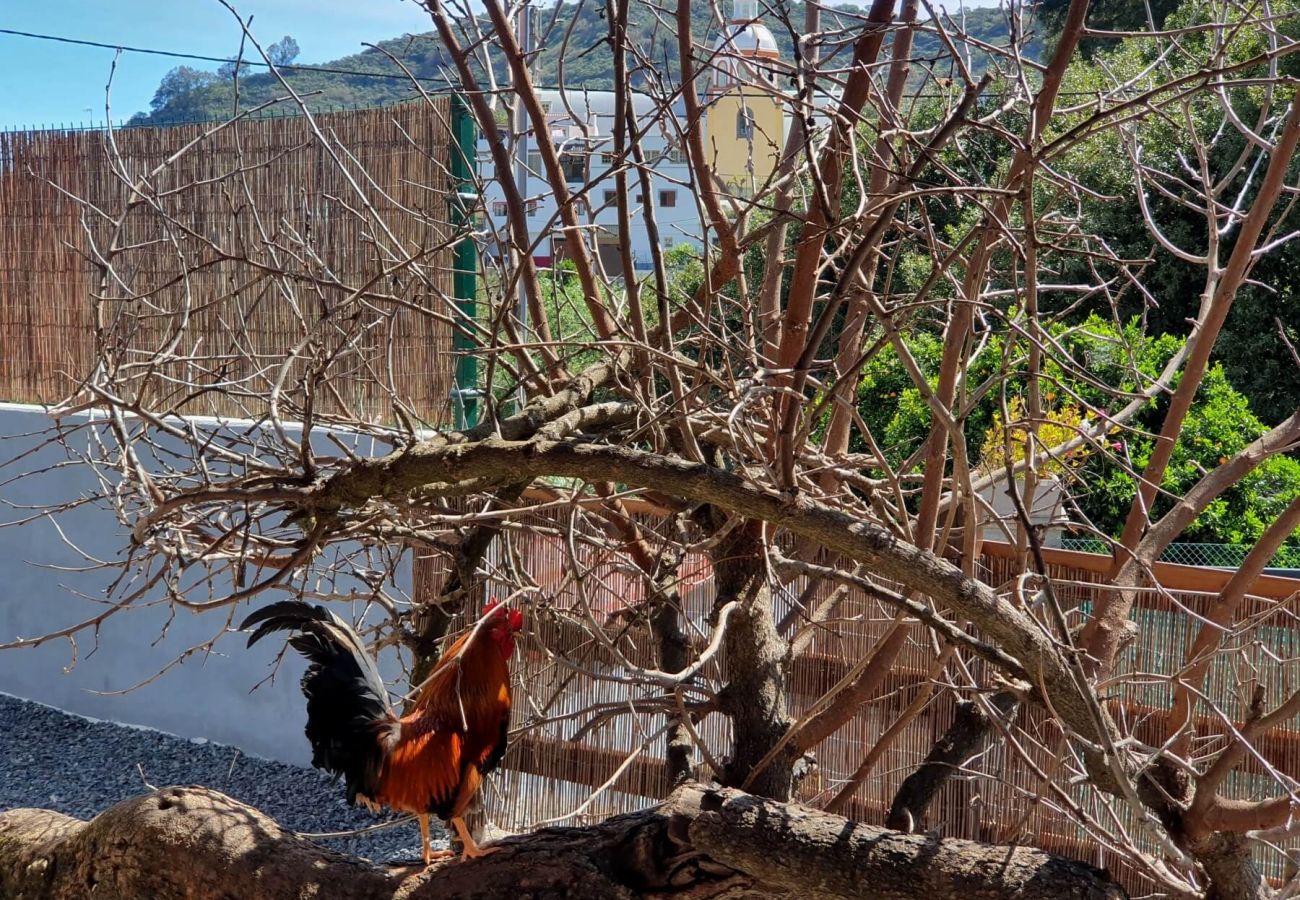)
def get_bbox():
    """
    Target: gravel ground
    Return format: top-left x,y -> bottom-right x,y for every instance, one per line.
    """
0,692 -> 442,862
